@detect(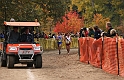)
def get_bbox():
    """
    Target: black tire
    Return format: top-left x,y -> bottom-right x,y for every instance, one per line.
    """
7,56 -> 15,68
1,54 -> 7,67
0,51 -> 2,55
27,63 -> 33,67
34,55 -> 42,68
1,60 -> 7,67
